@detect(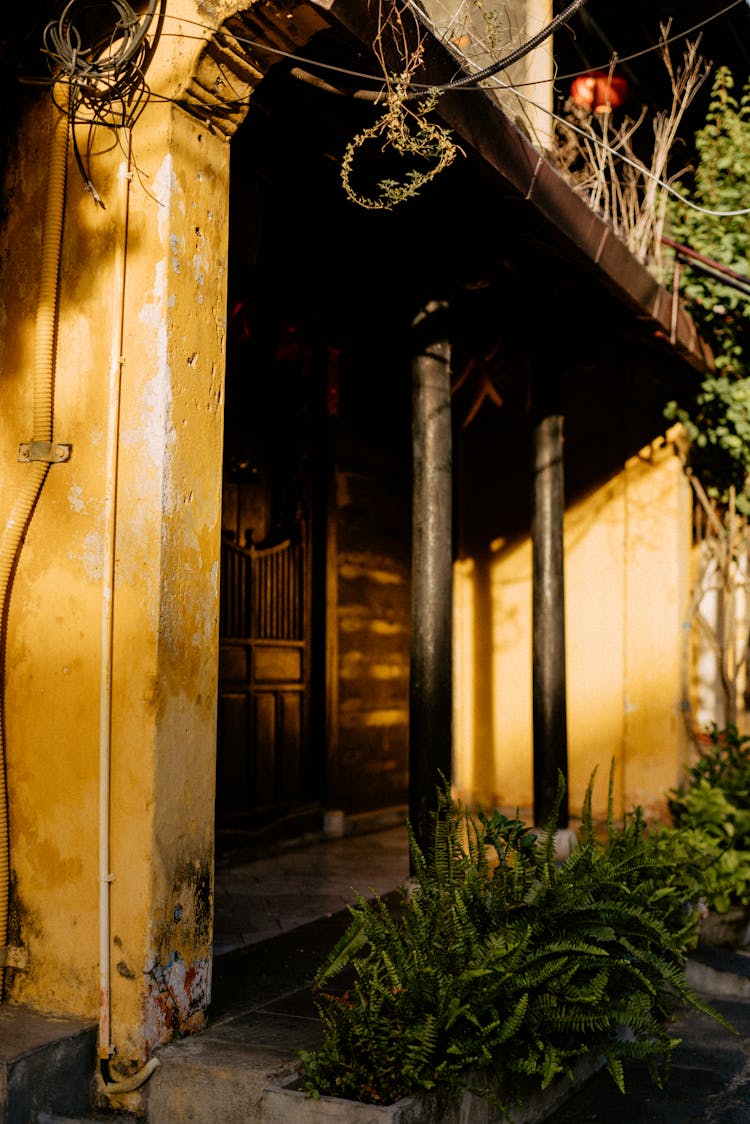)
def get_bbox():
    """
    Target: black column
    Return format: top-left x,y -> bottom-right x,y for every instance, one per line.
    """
410,300 -> 453,852
531,371 -> 569,828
